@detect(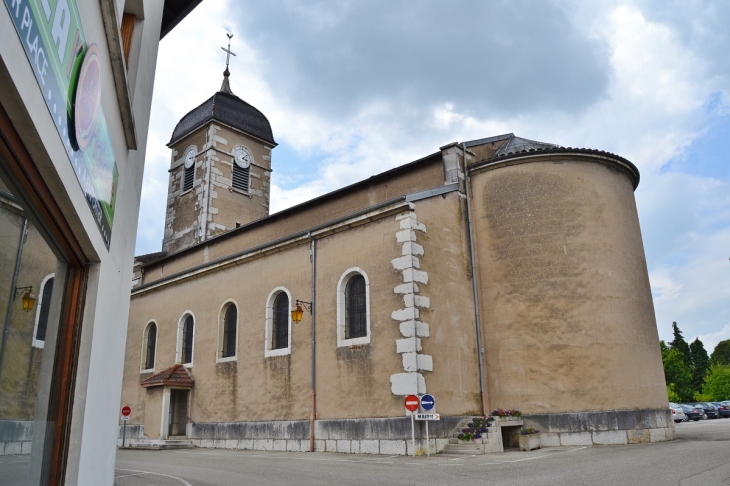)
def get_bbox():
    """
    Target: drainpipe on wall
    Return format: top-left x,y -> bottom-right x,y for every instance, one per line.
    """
0,218 -> 29,383
309,233 -> 317,452
462,143 -> 487,417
